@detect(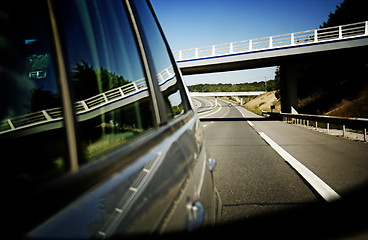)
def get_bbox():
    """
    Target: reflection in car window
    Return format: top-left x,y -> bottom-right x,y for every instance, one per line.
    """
133,0 -> 185,120
56,0 -> 155,164
0,2 -> 68,193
